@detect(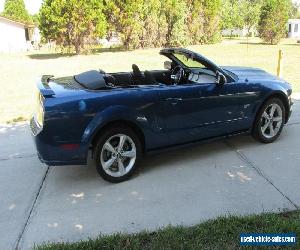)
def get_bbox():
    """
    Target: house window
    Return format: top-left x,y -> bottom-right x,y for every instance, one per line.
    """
289,24 -> 292,32
295,24 -> 299,33
25,28 -> 30,41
